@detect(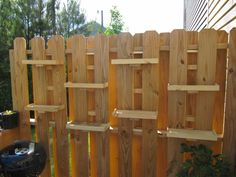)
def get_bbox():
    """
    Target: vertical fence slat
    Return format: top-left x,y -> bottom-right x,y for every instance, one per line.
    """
212,30 -> 228,153
158,33 -> 170,177
167,30 -> 187,177
47,36 -> 69,177
71,35 -> 89,177
223,28 -> 236,174
66,37 -> 76,177
132,33 -> 143,177
117,33 -> 133,177
196,29 -> 217,130
141,31 -> 159,177
12,38 -> 31,140
213,31 -> 228,134
31,37 -> 51,177
186,31 -> 198,129
94,34 -> 109,177
109,35 -> 119,177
